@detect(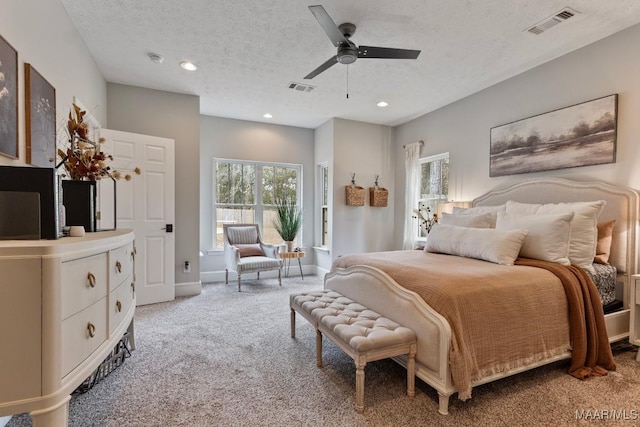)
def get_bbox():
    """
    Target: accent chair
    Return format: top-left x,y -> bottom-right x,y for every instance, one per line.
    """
223,223 -> 282,291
